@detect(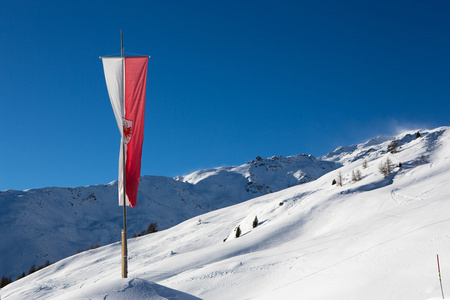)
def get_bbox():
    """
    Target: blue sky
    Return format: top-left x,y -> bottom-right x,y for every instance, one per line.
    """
1,0 -> 449,191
